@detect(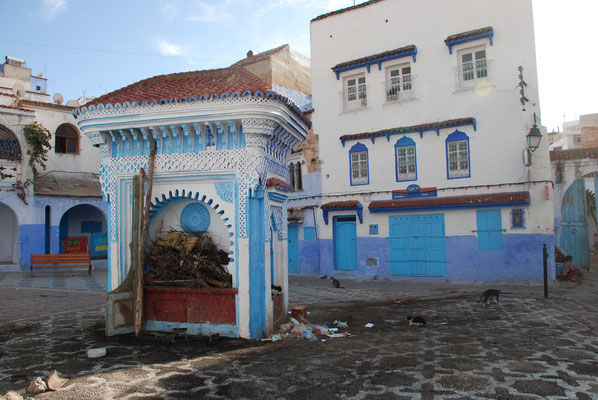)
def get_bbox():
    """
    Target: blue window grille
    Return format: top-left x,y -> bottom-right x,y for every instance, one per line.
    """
445,130 -> 470,179
476,209 -> 503,251
394,136 -> 417,182
349,142 -> 369,186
